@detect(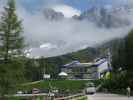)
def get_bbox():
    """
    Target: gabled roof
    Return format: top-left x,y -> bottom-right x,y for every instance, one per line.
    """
63,60 -> 80,68
62,58 -> 110,69
94,58 -> 107,67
